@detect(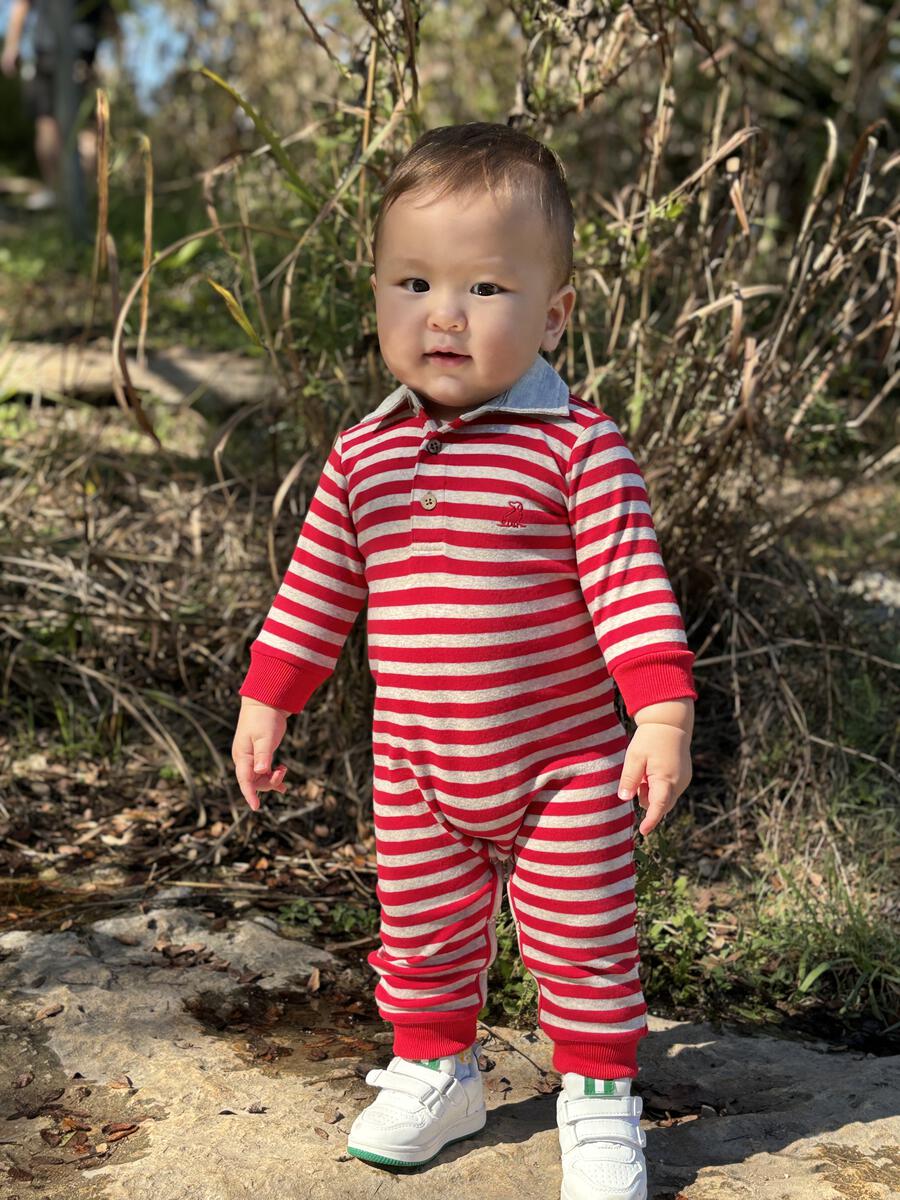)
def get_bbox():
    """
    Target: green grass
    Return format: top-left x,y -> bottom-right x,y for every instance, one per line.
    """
480,905 -> 538,1027
277,897 -> 379,939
